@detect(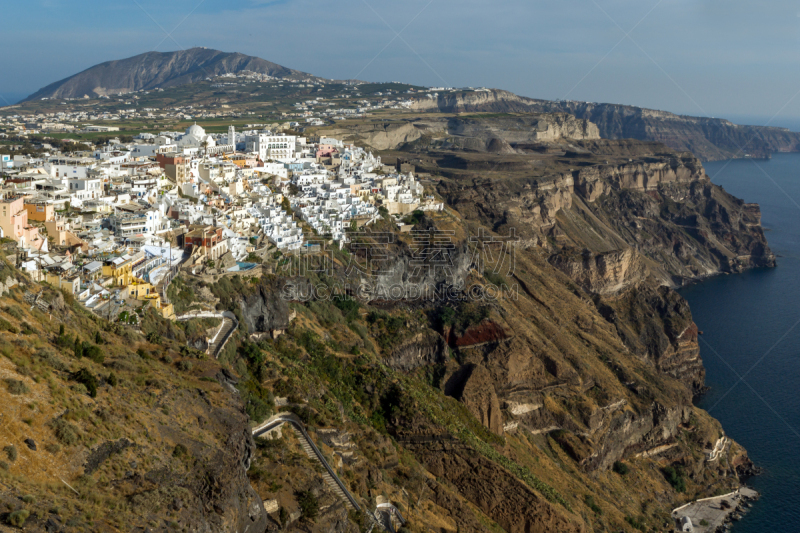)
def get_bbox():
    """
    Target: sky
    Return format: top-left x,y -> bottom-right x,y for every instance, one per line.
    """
3,0 -> 800,128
